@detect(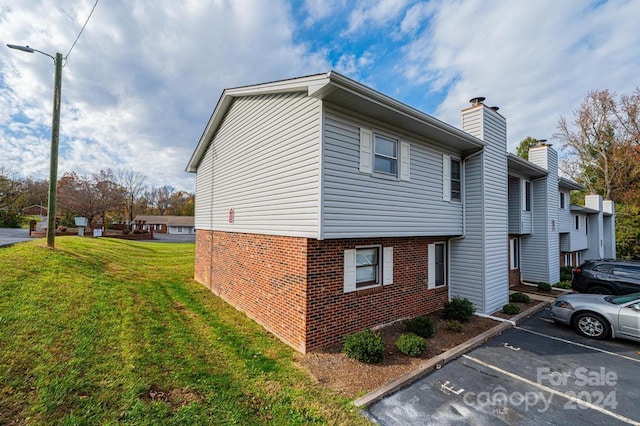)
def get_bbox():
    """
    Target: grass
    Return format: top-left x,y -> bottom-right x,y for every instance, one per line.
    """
0,237 -> 367,425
